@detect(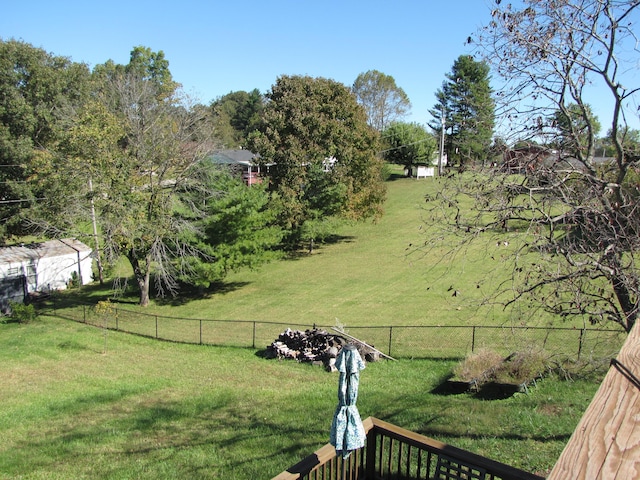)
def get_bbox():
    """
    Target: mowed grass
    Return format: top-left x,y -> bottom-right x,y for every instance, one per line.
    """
77,168 -> 558,329
1,317 -> 602,479
2,169 -> 614,478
